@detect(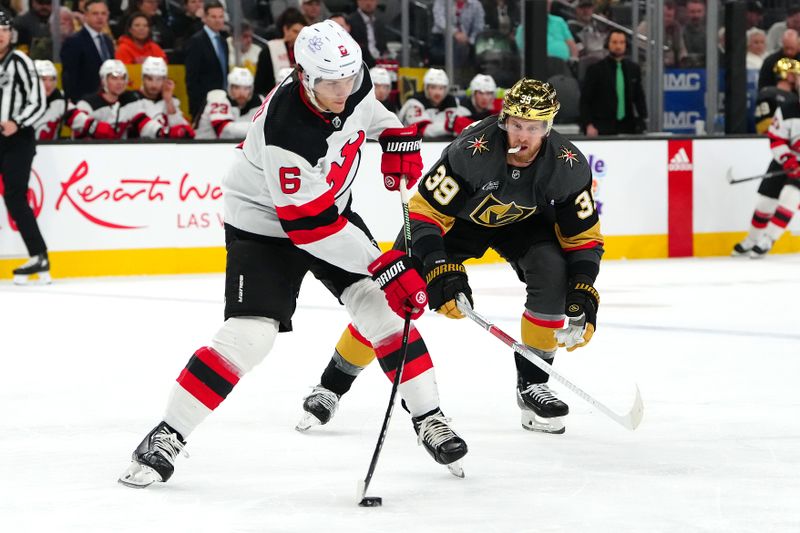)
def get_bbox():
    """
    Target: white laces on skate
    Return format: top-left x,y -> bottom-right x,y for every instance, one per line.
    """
306,386 -> 338,411
153,431 -> 188,465
417,413 -> 457,449
521,383 -> 559,405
